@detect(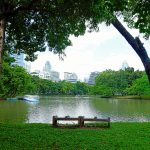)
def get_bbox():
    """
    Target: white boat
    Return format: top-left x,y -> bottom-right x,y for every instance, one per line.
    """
23,95 -> 39,102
